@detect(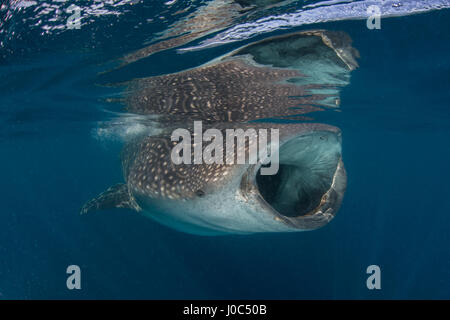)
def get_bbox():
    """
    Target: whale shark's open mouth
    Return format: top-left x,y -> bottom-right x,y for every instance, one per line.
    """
254,130 -> 346,230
